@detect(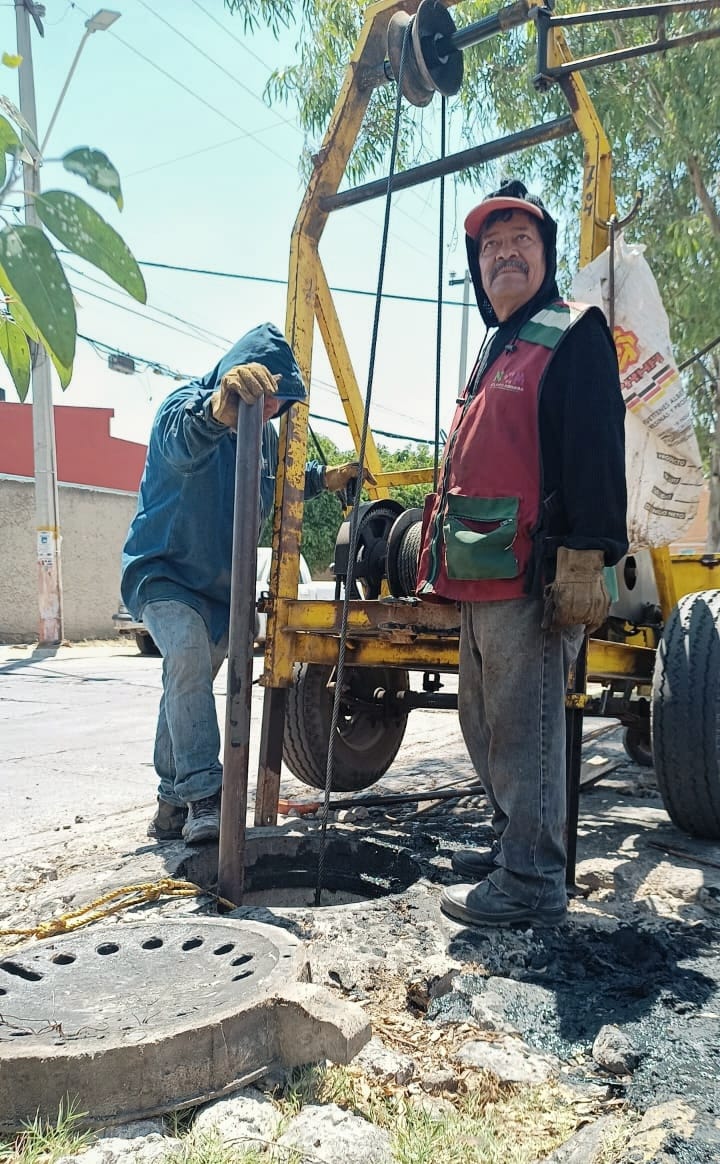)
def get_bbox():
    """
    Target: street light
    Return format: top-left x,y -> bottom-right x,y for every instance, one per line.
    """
449,269 -> 472,395
41,11 -> 121,154
14,2 -> 120,645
